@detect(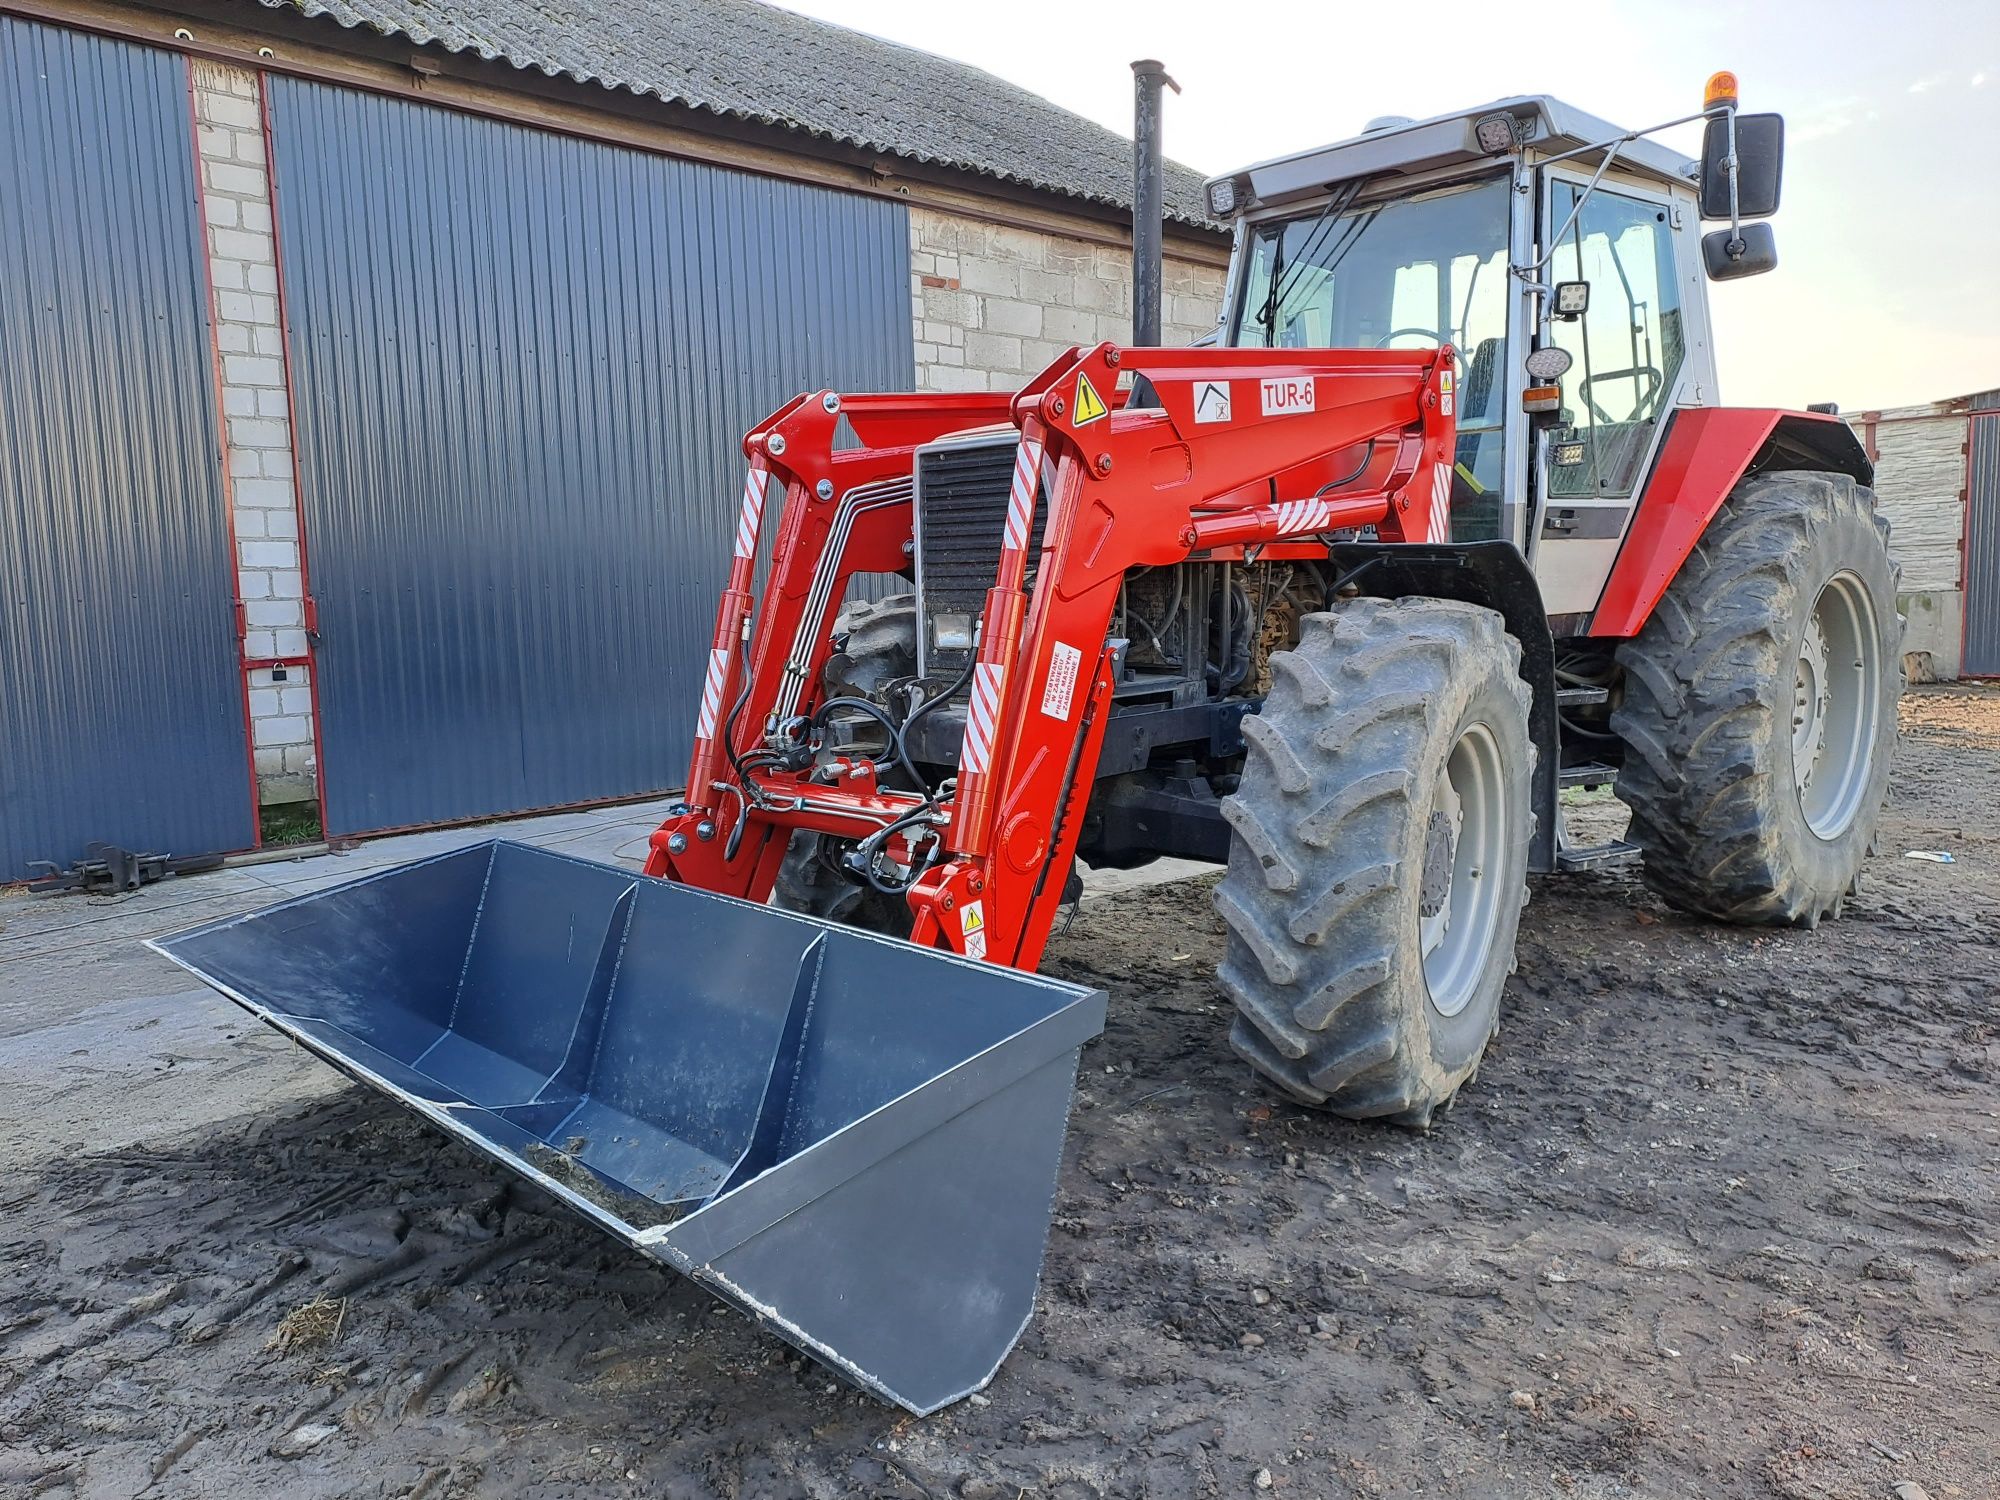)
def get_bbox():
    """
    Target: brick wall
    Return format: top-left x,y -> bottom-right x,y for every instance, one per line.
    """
910,207 -> 1227,392
190,61 -> 317,805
